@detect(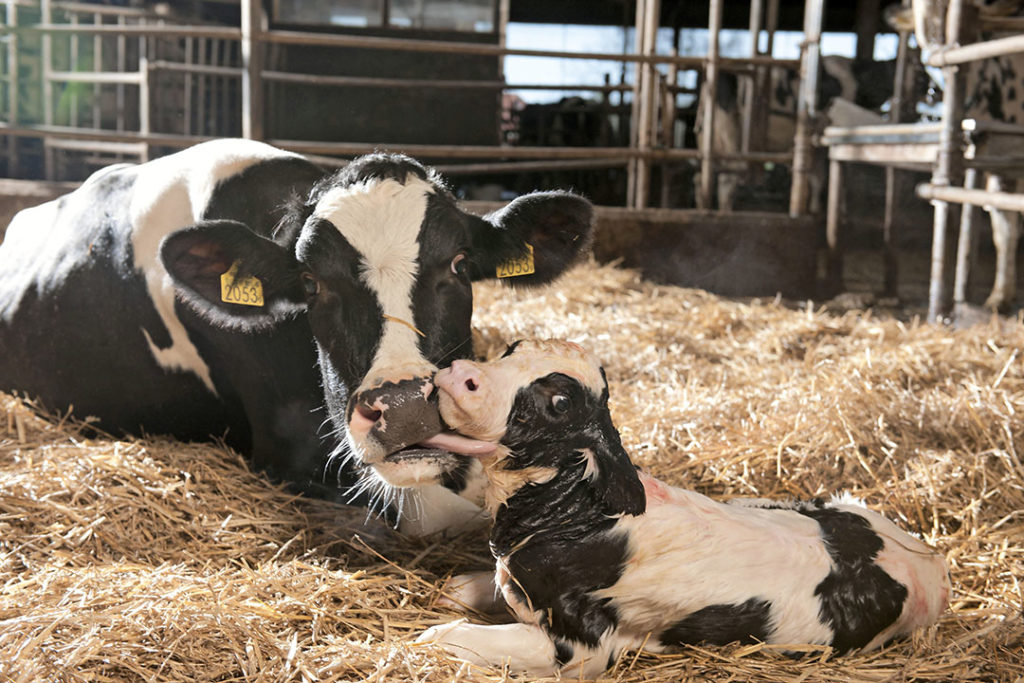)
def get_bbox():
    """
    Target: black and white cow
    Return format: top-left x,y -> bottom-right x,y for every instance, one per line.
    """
0,139 -> 593,535
695,56 -> 899,213
889,0 -> 1024,310
418,339 -> 950,677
